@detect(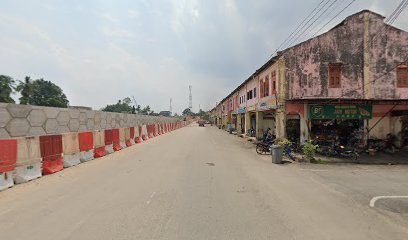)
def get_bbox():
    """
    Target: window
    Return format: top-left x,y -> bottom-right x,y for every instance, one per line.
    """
260,78 -> 264,98
253,88 -> 256,98
397,63 -> 408,87
247,90 -> 253,100
329,63 -> 342,88
271,71 -> 276,94
264,76 -> 269,97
